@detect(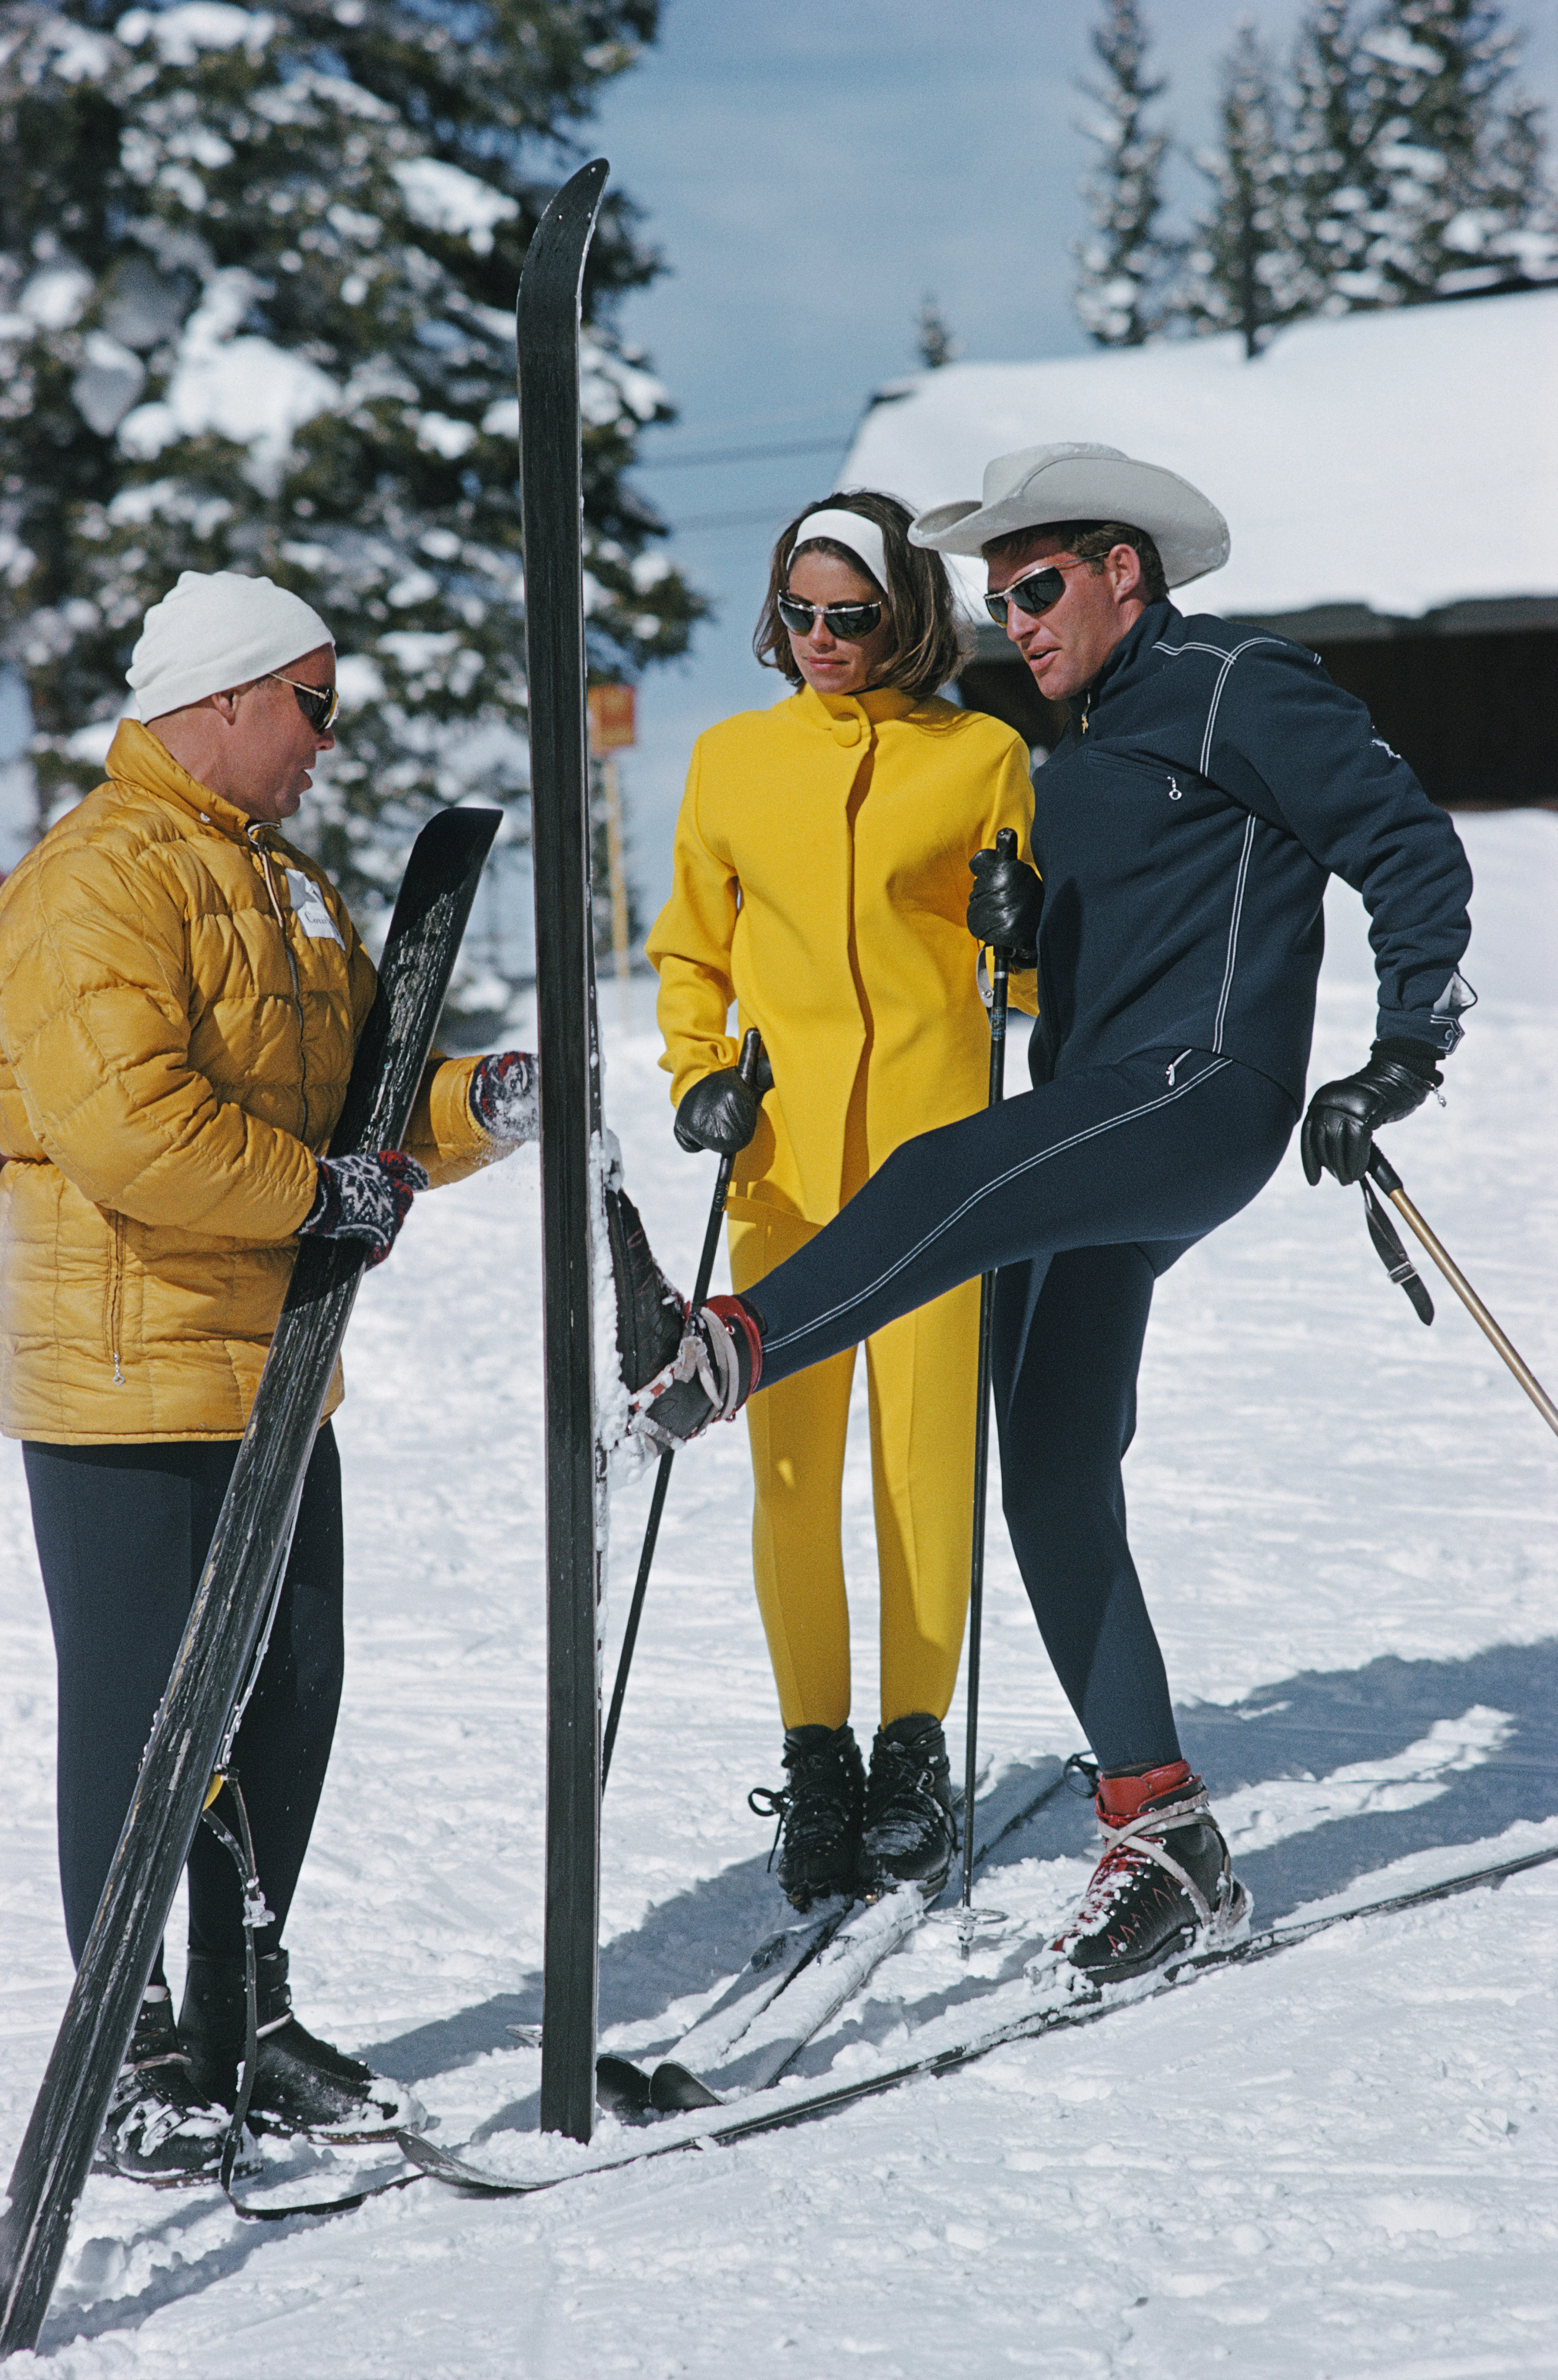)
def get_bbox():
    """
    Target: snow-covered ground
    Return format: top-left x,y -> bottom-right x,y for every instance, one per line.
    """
3,809 -> 1556,2377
